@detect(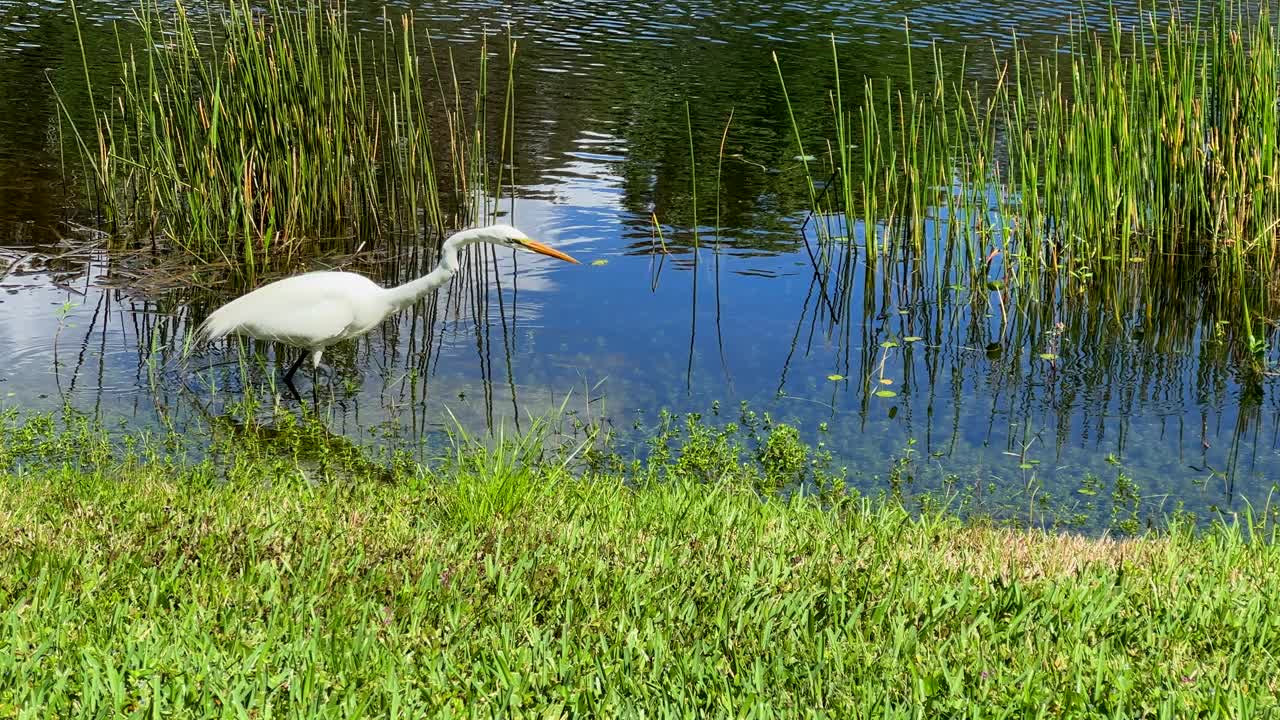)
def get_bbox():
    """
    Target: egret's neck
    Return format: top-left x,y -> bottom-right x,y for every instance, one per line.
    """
381,230 -> 481,311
